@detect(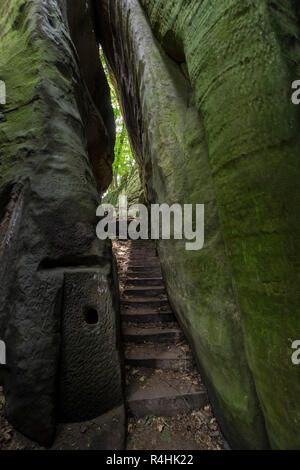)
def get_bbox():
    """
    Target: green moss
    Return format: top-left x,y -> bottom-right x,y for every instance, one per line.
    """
0,1 -> 42,183
139,0 -> 300,449
101,0 -> 272,448
102,165 -> 145,207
